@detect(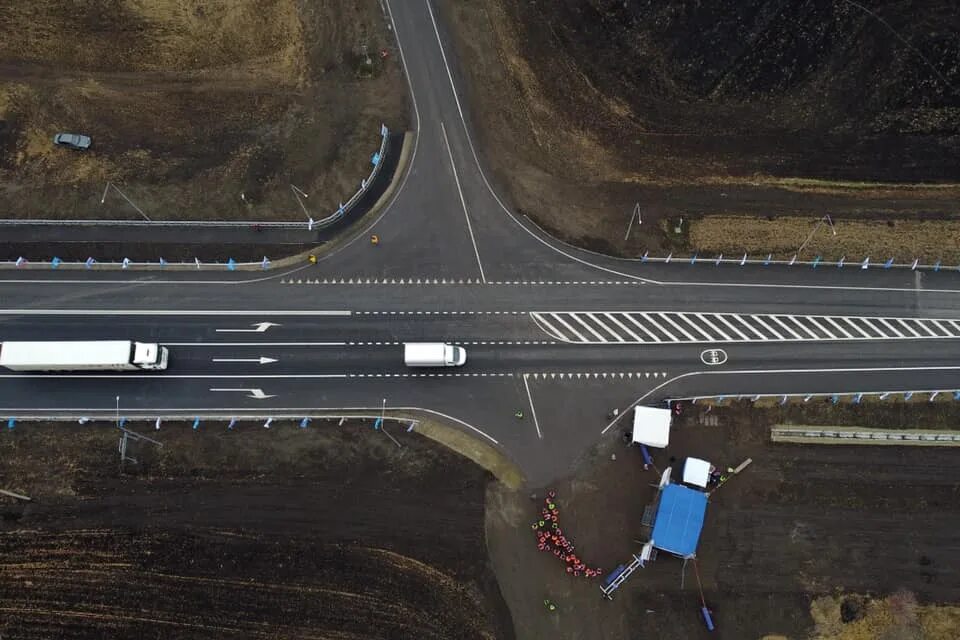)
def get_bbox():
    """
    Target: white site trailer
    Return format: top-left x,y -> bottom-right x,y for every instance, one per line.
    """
0,340 -> 169,372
